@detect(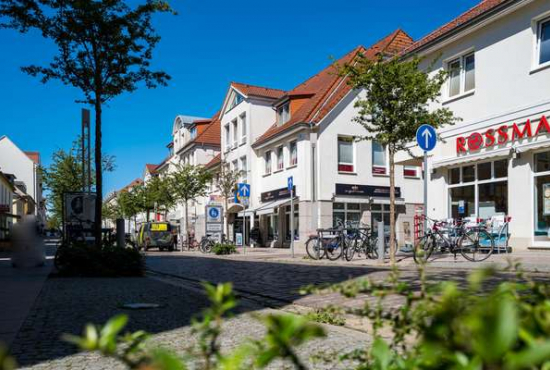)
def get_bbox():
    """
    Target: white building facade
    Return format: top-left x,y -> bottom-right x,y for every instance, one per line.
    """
397,0 -> 550,250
